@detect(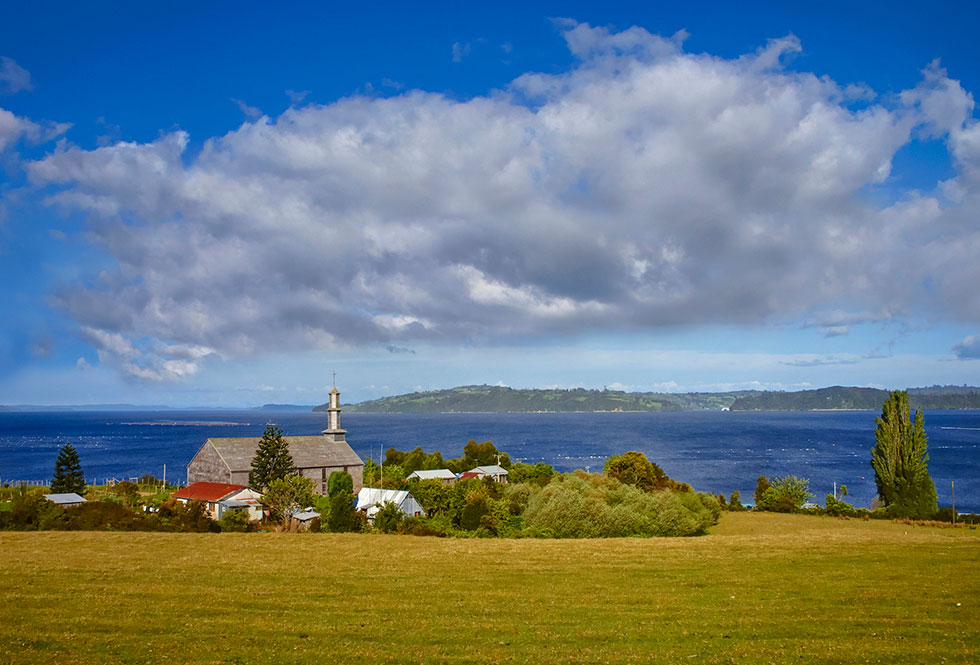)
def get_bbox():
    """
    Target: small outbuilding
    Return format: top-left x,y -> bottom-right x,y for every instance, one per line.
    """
289,509 -> 321,532
466,465 -> 509,483
44,493 -> 87,508
356,487 -> 426,521
406,469 -> 458,484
